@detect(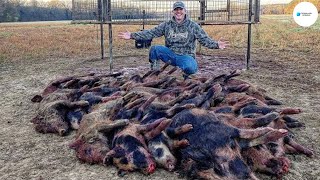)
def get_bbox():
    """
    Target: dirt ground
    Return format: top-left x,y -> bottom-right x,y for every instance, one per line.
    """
0,49 -> 319,180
